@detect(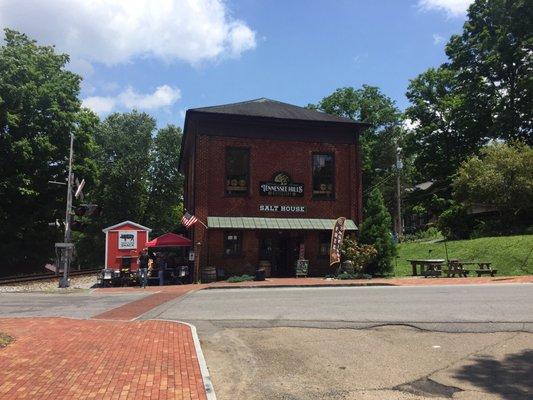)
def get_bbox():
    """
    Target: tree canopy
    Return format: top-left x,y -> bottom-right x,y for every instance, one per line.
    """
453,142 -> 533,216
0,30 -> 185,275
0,29 -> 97,274
405,0 -> 532,184
309,86 -> 407,216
